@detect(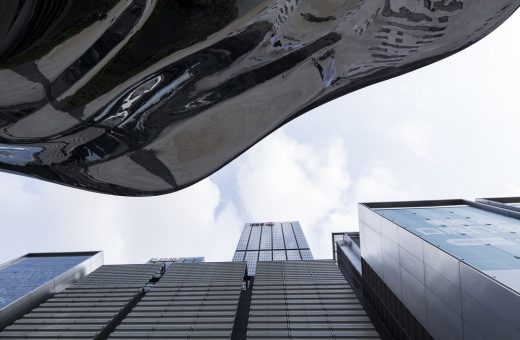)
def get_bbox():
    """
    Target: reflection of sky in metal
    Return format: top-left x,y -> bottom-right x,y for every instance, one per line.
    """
0,255 -> 89,308
376,205 -> 520,293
